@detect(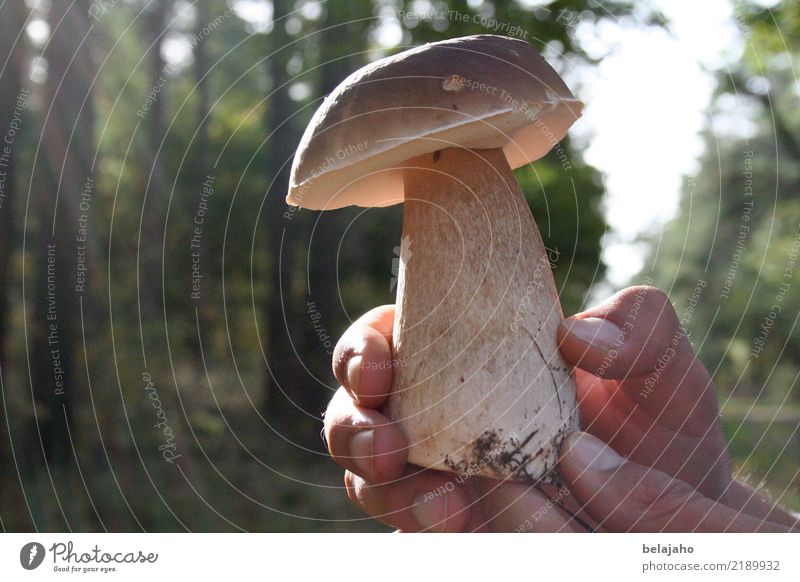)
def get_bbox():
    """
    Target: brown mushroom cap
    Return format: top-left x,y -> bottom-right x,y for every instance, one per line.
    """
287,34 -> 583,211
